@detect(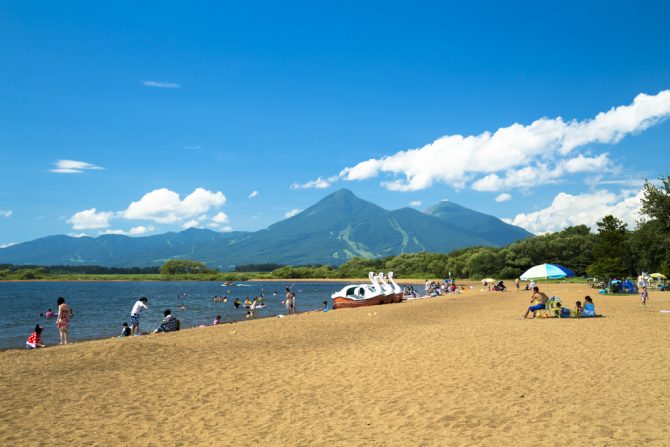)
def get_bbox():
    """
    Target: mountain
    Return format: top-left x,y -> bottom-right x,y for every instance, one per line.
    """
425,200 -> 533,246
0,189 -> 533,268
